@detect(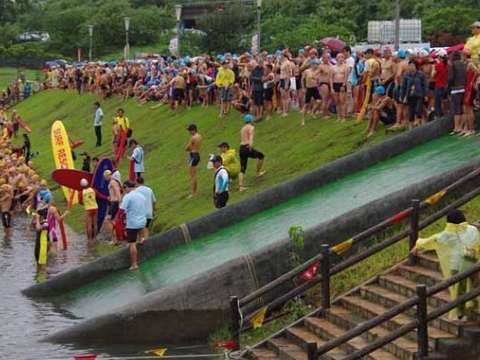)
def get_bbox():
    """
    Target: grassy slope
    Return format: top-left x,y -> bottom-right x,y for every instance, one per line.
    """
0,67 -> 42,91
12,90 -> 388,233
